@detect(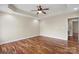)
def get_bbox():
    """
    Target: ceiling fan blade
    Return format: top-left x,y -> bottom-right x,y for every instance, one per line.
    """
42,11 -> 46,14
42,8 -> 49,10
